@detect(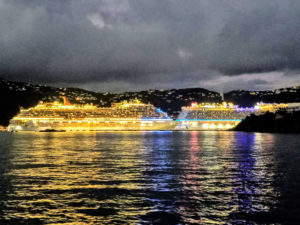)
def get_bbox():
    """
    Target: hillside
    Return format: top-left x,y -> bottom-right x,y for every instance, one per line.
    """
0,78 -> 221,126
1,78 -> 300,127
234,111 -> 300,133
225,87 -> 300,107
